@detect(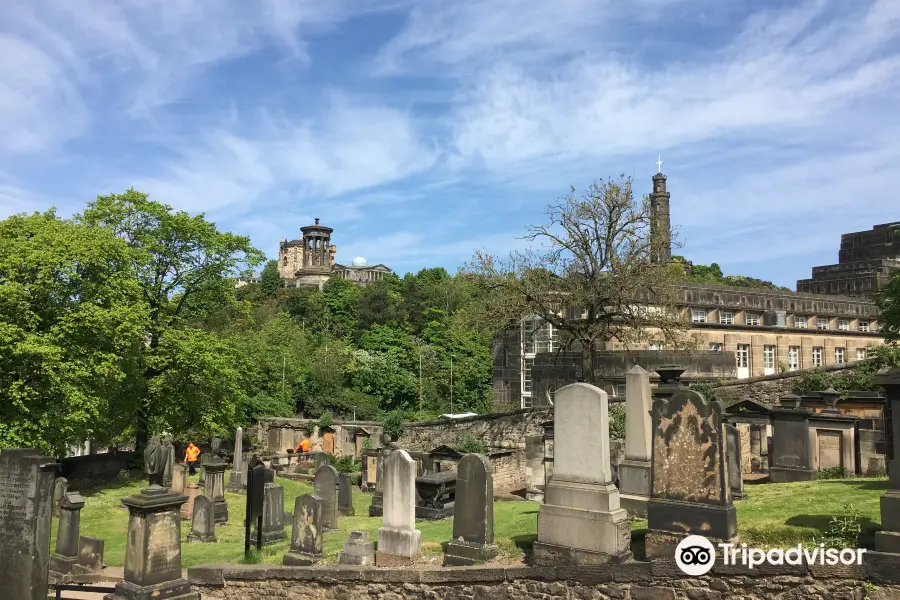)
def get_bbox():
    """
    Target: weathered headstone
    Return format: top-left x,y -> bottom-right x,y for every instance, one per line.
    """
211,436 -> 222,457
50,491 -> 86,575
283,494 -> 324,566
645,388 -> 737,559
250,482 -> 287,545
375,449 -> 421,566
533,383 -> 631,565
769,394 -> 816,483
179,483 -> 202,520
52,477 -> 68,518
186,496 -> 217,543
368,446 -> 390,517
104,485 -> 197,600
72,537 -> 104,574
619,365 -> 653,517
0,449 -> 58,600
198,453 -> 209,485
725,424 -> 745,499
170,463 -> 187,495
162,439 -> 175,488
314,452 -> 332,470
314,464 -> 339,530
338,530 -> 375,565
875,369 -> 900,553
444,454 -> 498,566
524,436 -> 545,502
338,472 -> 355,516
203,459 -> 228,524
227,426 -> 246,493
